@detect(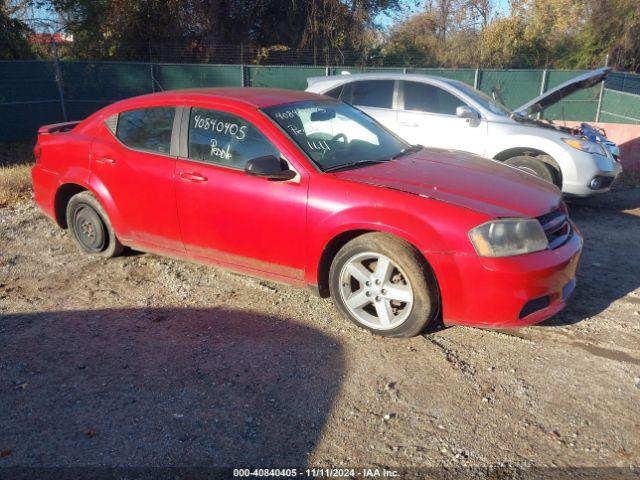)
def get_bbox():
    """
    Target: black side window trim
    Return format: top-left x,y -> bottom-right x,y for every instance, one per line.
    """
177,106 -> 190,159
323,84 -> 344,100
